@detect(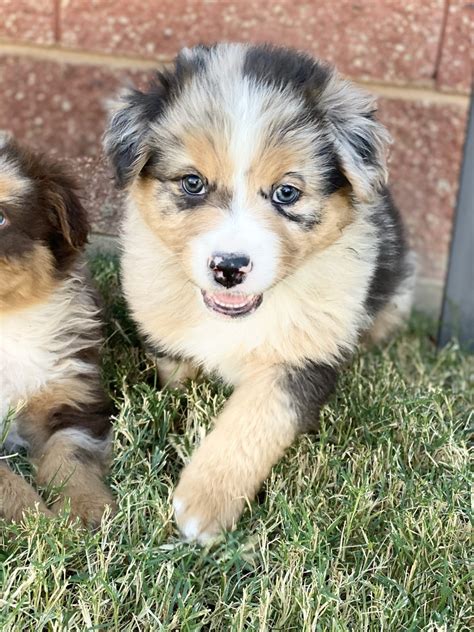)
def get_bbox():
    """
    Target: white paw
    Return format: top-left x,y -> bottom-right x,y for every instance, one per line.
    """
172,444 -> 250,546
173,496 -> 217,545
